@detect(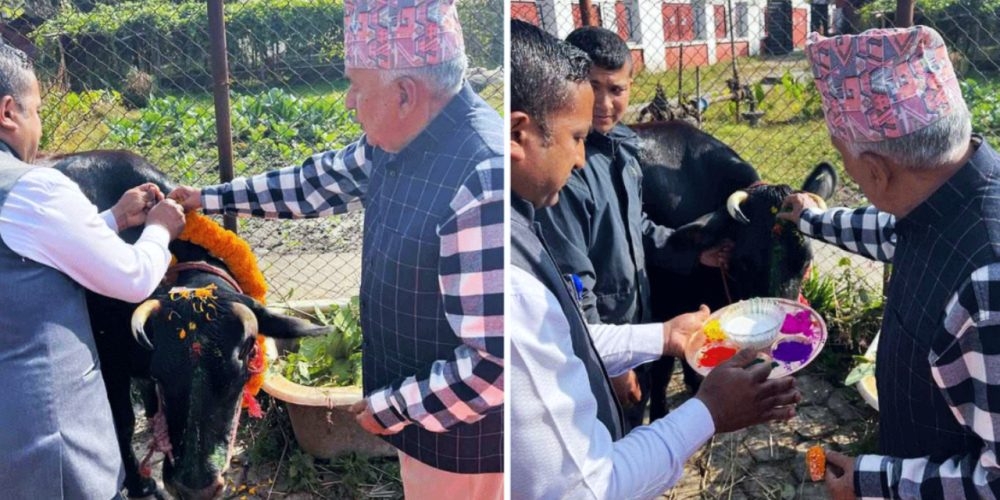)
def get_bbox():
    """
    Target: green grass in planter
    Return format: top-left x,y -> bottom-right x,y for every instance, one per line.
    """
277,297 -> 364,388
